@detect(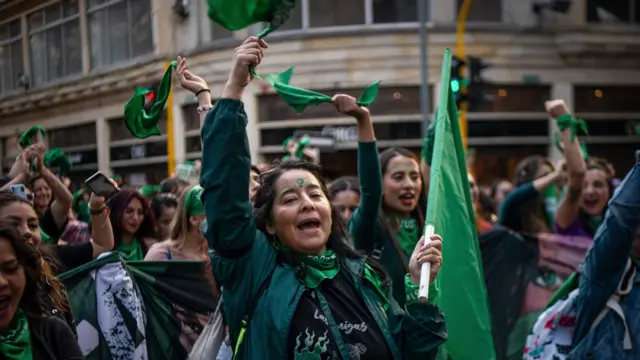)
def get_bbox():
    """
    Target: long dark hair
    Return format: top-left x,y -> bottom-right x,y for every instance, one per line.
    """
379,147 -> 427,234
0,221 -> 43,317
107,188 -> 157,252
252,160 -> 391,288
150,193 -> 178,220
512,156 -> 553,233
0,191 -> 69,313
